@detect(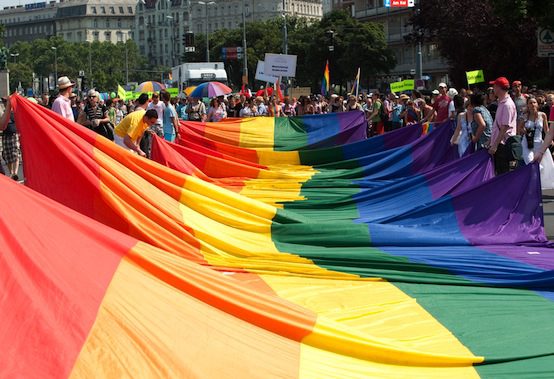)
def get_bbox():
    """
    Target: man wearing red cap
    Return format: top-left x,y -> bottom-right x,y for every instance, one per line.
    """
488,77 -> 519,174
